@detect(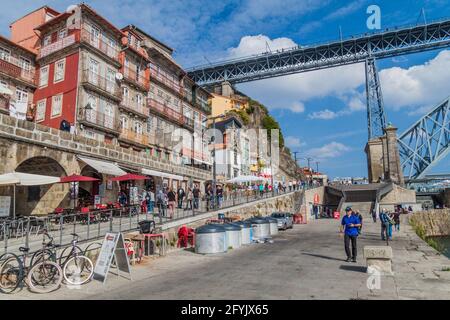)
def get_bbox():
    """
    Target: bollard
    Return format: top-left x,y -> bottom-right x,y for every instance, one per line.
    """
363,246 -> 393,275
